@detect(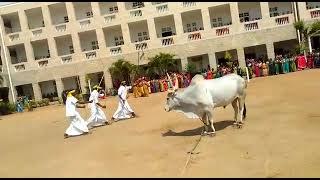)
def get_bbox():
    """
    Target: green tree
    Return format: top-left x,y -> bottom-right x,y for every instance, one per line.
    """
147,53 -> 177,76
294,20 -> 320,53
108,59 -> 136,83
224,51 -> 233,68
